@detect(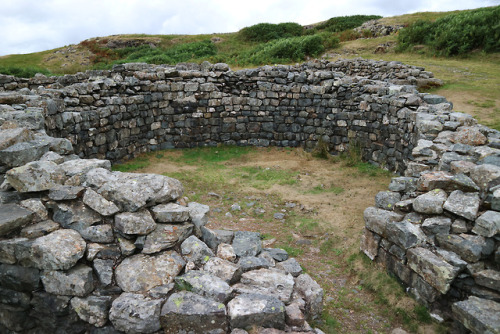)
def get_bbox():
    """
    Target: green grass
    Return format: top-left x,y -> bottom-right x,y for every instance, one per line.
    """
235,166 -> 299,190
304,184 -> 344,195
112,156 -> 151,172
172,145 -> 252,164
278,244 -> 304,257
